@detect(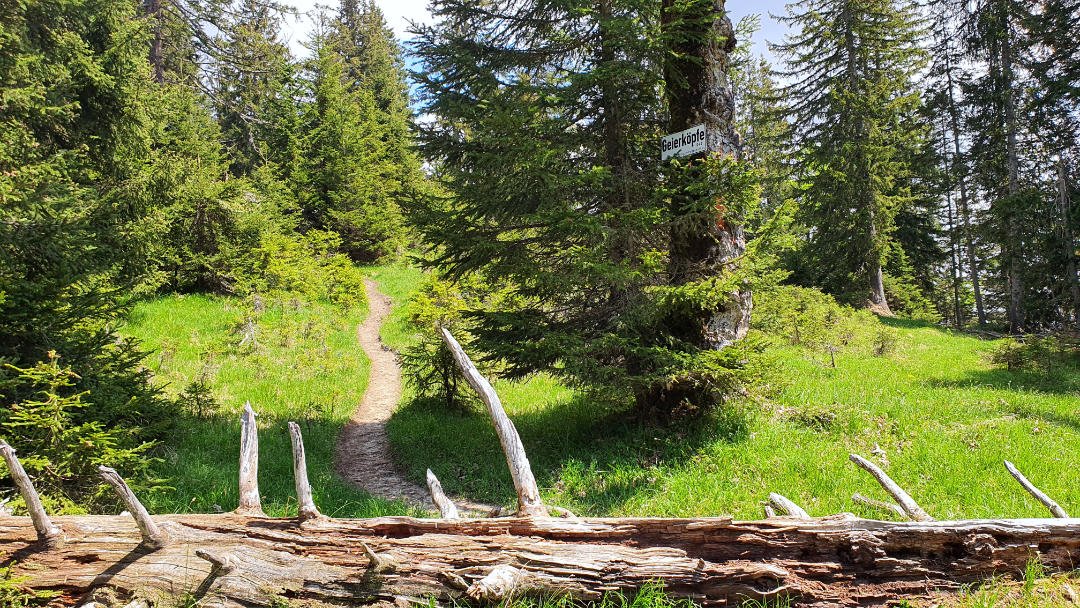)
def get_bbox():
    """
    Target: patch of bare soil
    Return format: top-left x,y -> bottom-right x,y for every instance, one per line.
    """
335,280 -> 432,506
